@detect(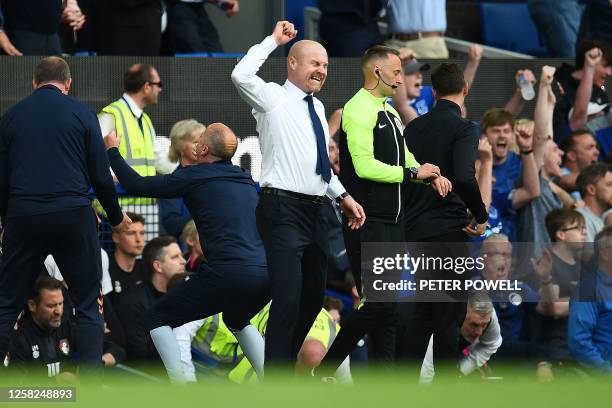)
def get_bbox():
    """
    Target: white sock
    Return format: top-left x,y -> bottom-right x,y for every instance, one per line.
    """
150,326 -> 186,384
232,324 -> 265,380
334,356 -> 353,384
